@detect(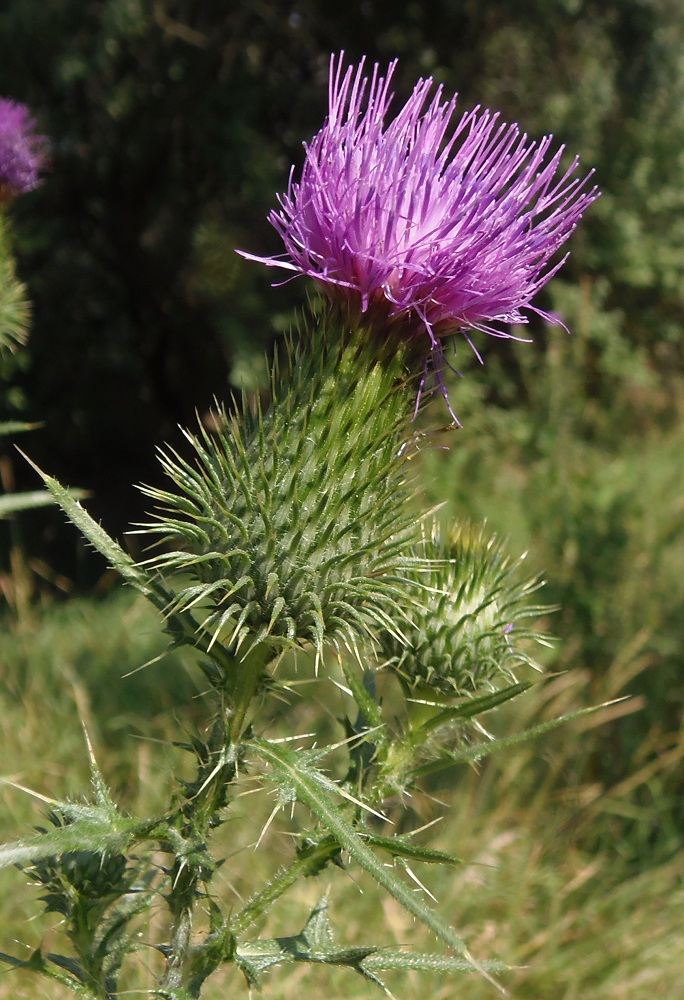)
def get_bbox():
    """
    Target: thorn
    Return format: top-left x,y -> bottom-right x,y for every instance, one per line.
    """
399,860 -> 437,902
329,678 -> 353,697
194,757 -> 226,798
254,802 -> 281,850
330,782 -> 392,825
173,859 -> 187,891
404,816 -> 443,838
0,779 -> 60,806
122,651 -> 166,678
